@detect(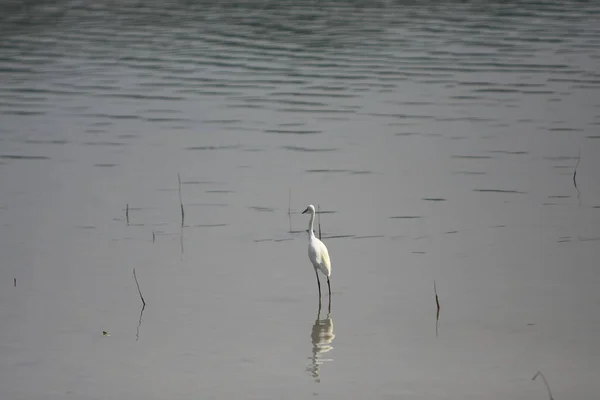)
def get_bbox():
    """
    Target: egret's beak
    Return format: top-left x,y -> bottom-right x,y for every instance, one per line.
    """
302,207 -> 309,214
